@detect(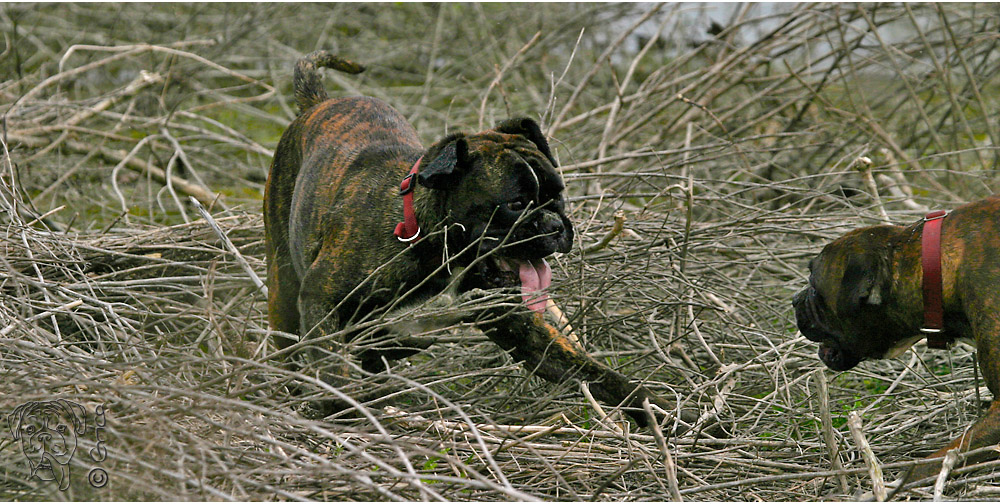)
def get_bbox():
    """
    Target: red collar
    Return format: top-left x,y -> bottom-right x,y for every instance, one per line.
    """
921,210 -> 948,349
393,157 -> 423,244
